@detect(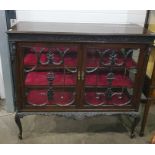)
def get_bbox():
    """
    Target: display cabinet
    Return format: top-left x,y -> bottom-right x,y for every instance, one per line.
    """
7,22 -> 155,139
